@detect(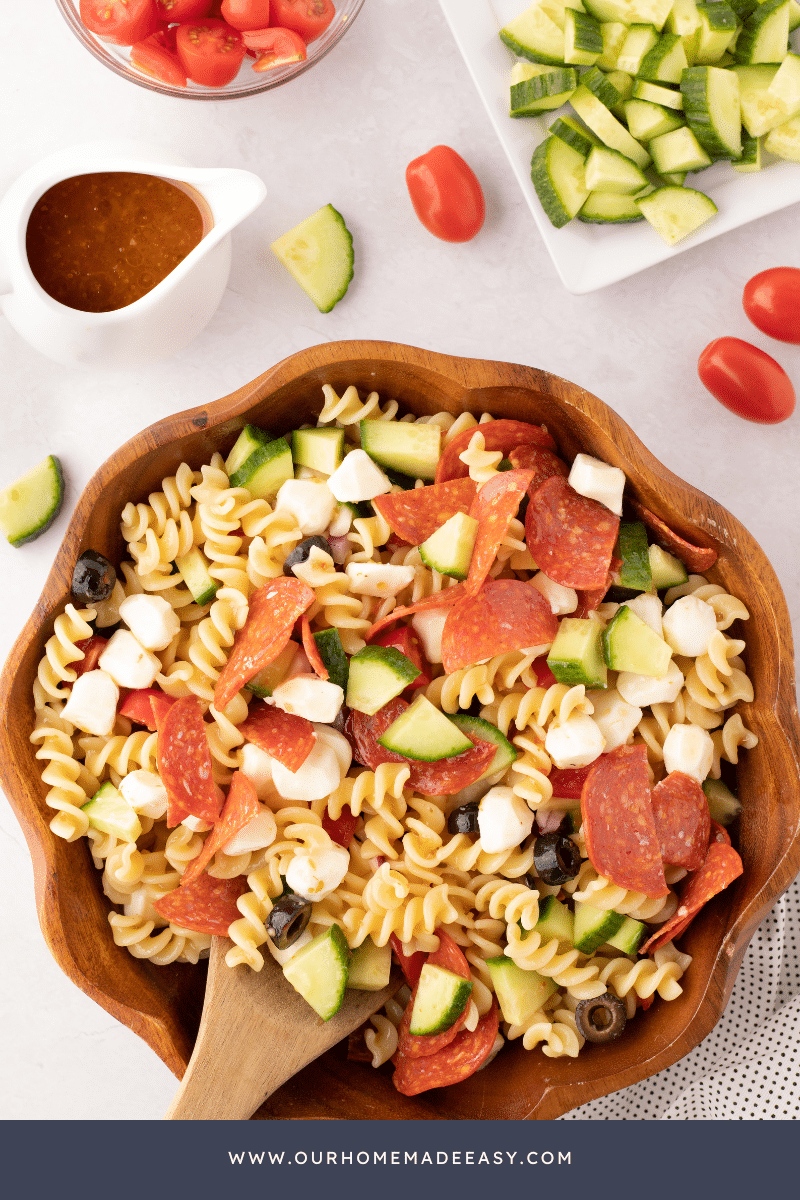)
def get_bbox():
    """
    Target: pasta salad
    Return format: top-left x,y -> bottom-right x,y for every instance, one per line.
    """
31,384 -> 756,1096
